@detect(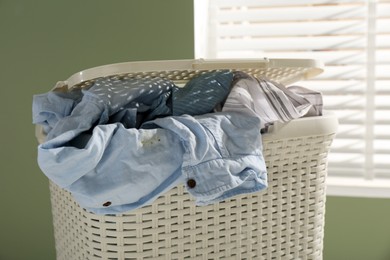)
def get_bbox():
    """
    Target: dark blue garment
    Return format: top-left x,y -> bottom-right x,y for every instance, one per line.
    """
172,71 -> 233,116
